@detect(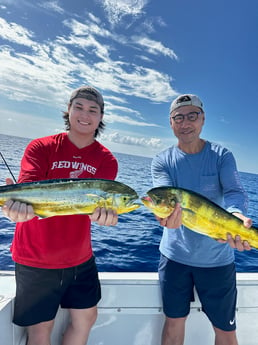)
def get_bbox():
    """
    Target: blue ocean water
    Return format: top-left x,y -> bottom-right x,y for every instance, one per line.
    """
0,133 -> 258,272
